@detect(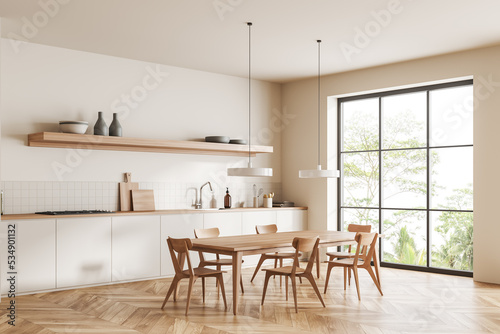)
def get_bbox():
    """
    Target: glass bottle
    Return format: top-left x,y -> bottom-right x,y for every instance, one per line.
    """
224,187 -> 231,209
